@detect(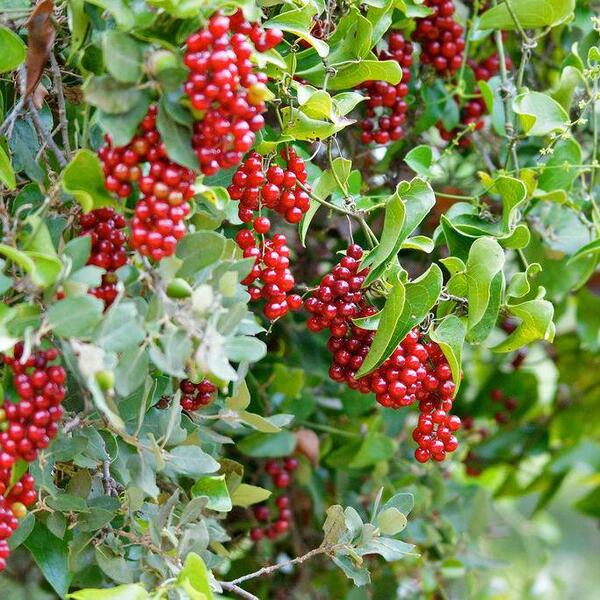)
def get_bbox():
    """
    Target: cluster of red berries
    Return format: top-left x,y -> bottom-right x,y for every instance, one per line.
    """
360,32 -> 413,145
305,244 -> 369,336
490,387 -> 517,425
249,457 -> 298,542
78,208 -> 128,306
184,11 -> 283,175
179,379 -> 217,411
412,0 -> 465,75
228,149 -> 311,224
0,343 -> 67,571
99,105 -> 195,261
438,53 -> 510,145
235,225 -> 302,320
304,245 -> 461,461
